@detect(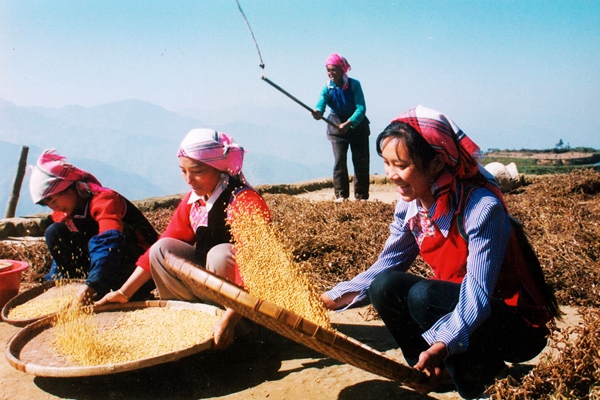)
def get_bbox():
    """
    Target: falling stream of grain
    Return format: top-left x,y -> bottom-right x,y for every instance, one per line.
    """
229,204 -> 331,330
